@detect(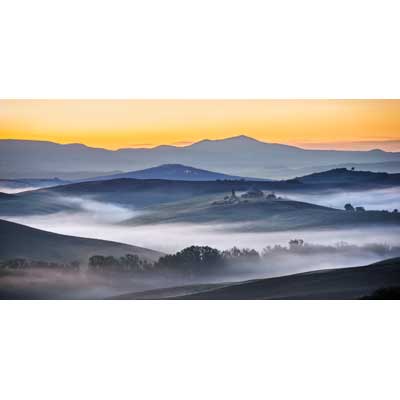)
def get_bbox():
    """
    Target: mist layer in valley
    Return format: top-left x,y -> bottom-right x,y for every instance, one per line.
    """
1,175 -> 400,300
289,187 -> 400,211
3,189 -> 400,283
